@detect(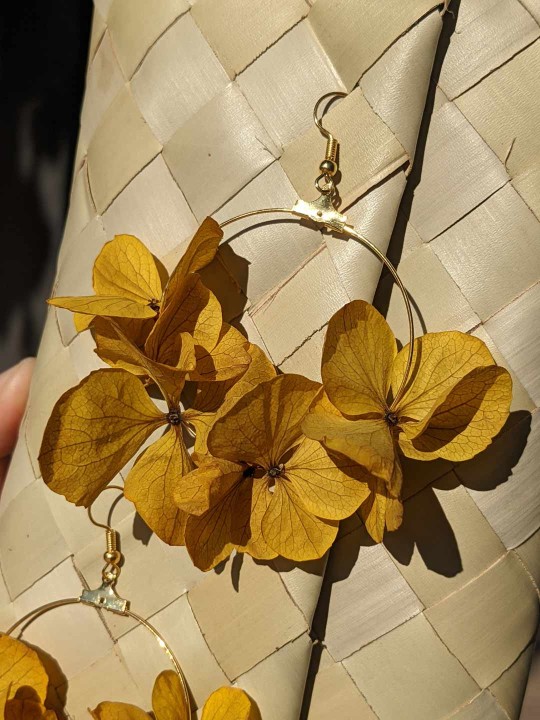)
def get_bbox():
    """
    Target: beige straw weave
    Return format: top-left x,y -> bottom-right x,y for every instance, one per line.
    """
1,1 -> 540,718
